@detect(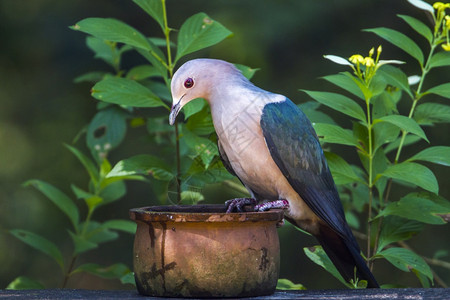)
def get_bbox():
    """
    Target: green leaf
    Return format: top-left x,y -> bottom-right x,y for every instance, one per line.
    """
185,105 -> 215,135
182,98 -> 206,119
86,36 -> 119,68
23,180 -> 79,230
414,102 -> 450,125
377,65 -> 413,99
298,102 -> 336,125
302,90 -> 366,122
133,0 -> 164,31
10,230 -> 64,271
69,231 -> 98,255
86,221 -> 119,244
304,246 -> 350,288
377,193 -> 448,224
91,77 -> 167,108
234,64 -> 259,80
175,12 -> 232,62
364,27 -> 424,66
108,154 -> 173,181
385,135 -> 421,154
71,18 -> 151,51
71,263 -> 131,279
65,144 -> 99,186
181,127 -> 218,168
377,217 -> 424,252
180,190 -> 205,205
429,51 -> 450,68
373,122 -> 400,152
100,180 -> 127,204
425,82 -> 450,99
74,71 -> 108,83
6,276 -> 45,290
397,15 -> 433,44
102,219 -> 137,234
120,271 -> 136,286
126,65 -> 161,81
376,247 -> 433,283
313,123 -> 361,148
321,72 -> 364,100
276,279 -> 306,290
375,115 -> 428,142
378,162 -> 438,194
324,152 -> 364,185
408,146 -> 450,166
